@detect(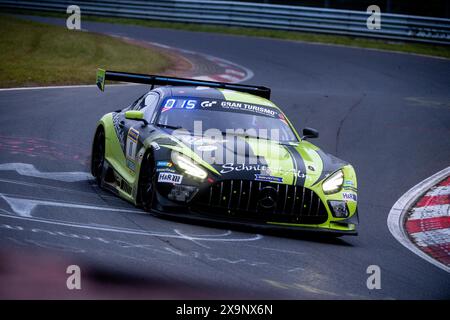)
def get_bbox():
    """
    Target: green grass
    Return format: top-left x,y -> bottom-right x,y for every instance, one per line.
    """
3,9 -> 450,59
0,14 -> 171,87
